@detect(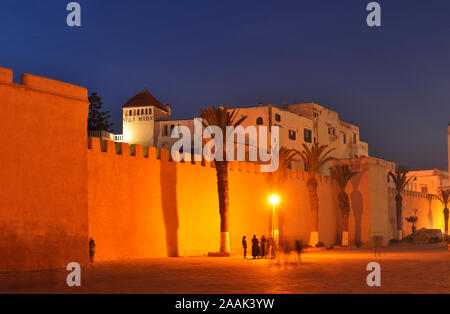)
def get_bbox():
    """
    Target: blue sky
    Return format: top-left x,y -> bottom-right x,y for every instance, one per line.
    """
1,0 -> 450,170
